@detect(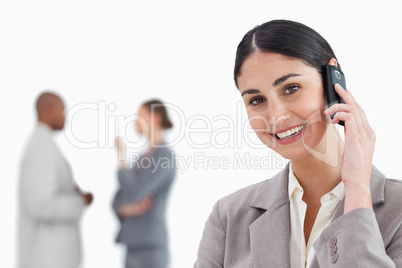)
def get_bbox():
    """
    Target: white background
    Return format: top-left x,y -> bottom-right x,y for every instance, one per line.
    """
1,1 -> 401,267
